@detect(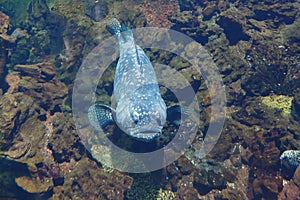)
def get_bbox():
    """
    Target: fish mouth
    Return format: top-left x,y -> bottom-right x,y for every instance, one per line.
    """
131,128 -> 162,140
